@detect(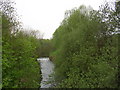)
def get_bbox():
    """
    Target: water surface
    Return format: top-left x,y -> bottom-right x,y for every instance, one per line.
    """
37,57 -> 54,88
